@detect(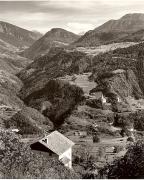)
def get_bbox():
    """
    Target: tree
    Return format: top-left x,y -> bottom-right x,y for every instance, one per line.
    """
102,140 -> 144,179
